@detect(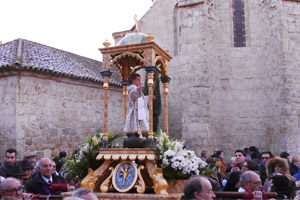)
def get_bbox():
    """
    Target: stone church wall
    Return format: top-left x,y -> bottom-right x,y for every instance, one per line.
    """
136,0 -> 300,158
0,75 -> 17,161
0,71 -> 123,161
